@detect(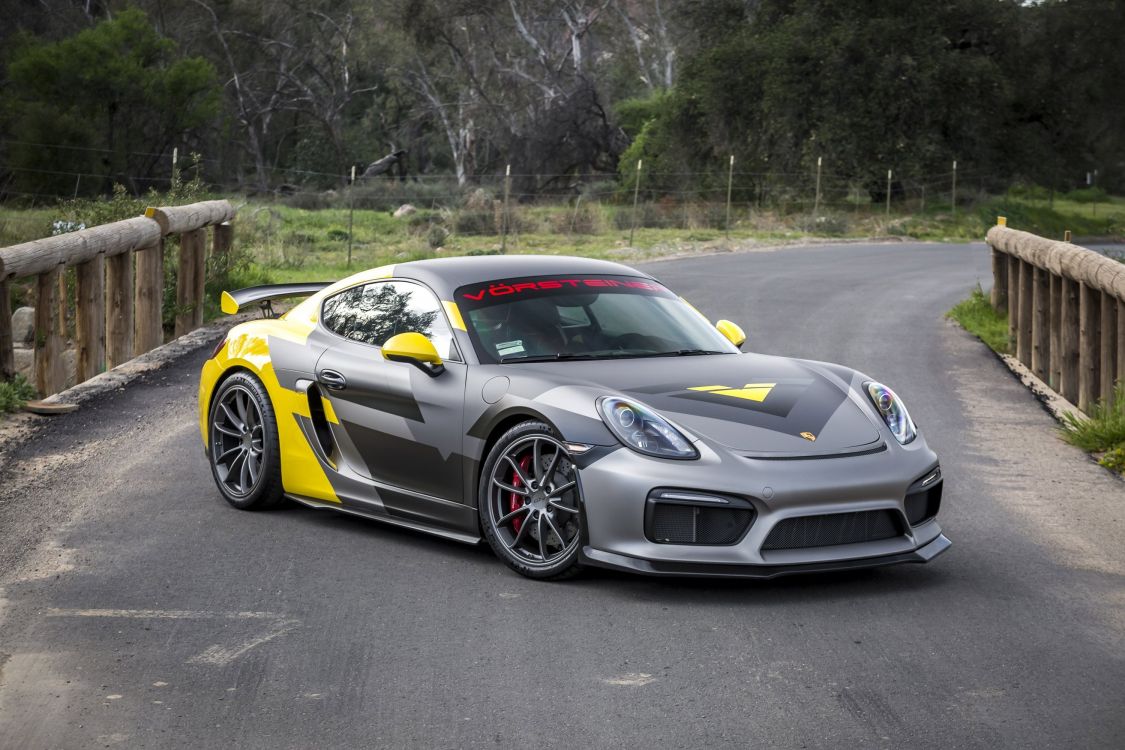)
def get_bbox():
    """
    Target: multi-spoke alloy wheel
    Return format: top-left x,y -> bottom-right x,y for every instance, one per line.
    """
208,372 -> 283,510
479,421 -> 584,579
212,385 -> 265,497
